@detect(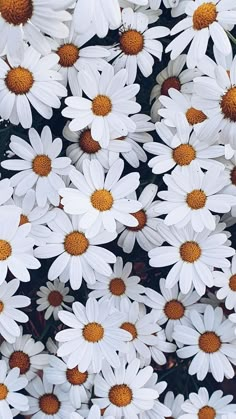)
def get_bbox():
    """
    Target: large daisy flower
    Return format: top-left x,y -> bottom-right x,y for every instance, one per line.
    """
214,254 -> 236,311
166,0 -> 236,68
0,46 -> 67,128
1,126 -> 72,207
56,298 -> 131,372
62,64 -> 141,147
148,223 -> 235,296
173,305 -> 236,382
36,279 -> 74,320
60,159 -> 141,237
34,209 -> 116,290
